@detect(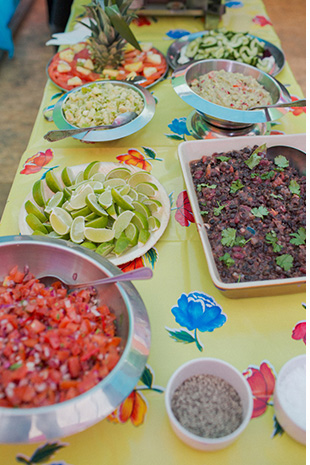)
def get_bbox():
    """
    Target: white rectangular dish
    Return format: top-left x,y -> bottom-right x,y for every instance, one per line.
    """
178,134 -> 306,298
